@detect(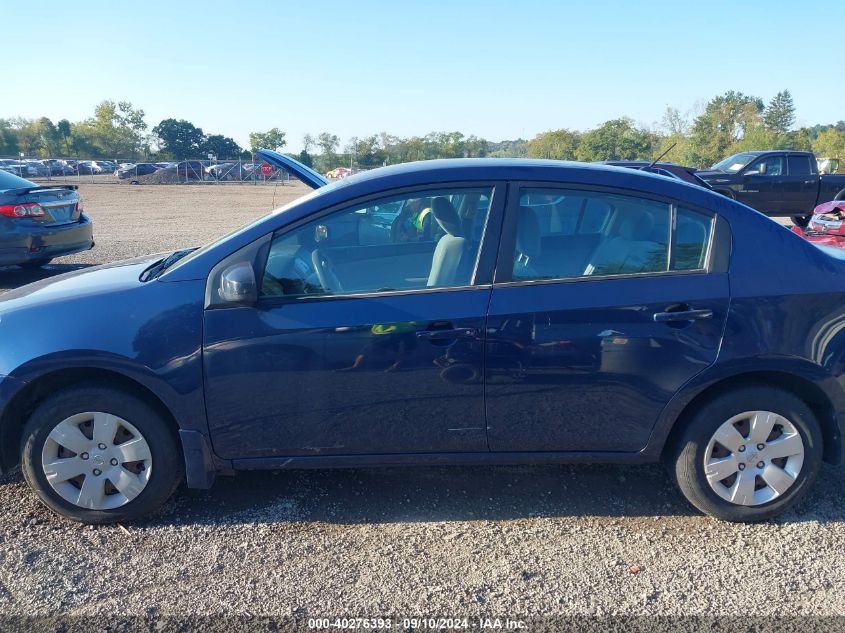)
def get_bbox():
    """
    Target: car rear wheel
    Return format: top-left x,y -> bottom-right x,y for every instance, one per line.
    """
20,385 -> 182,524
671,386 -> 822,522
